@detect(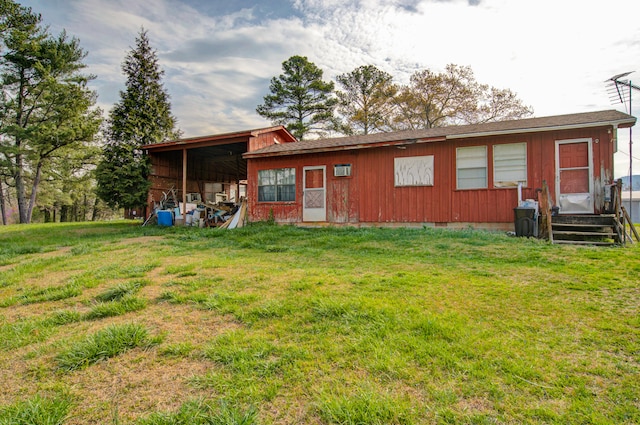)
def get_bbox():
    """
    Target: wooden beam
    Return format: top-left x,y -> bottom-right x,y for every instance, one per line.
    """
182,148 -> 187,216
